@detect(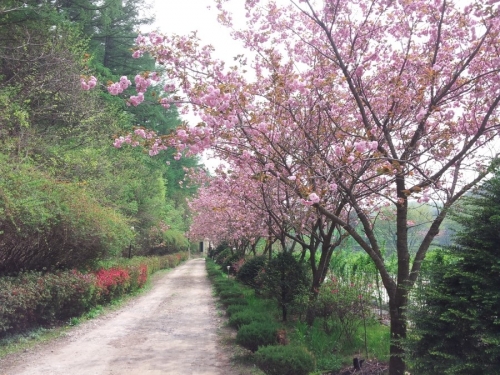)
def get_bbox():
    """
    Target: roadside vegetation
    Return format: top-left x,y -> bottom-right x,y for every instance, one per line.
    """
206,252 -> 390,375
205,167 -> 500,375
